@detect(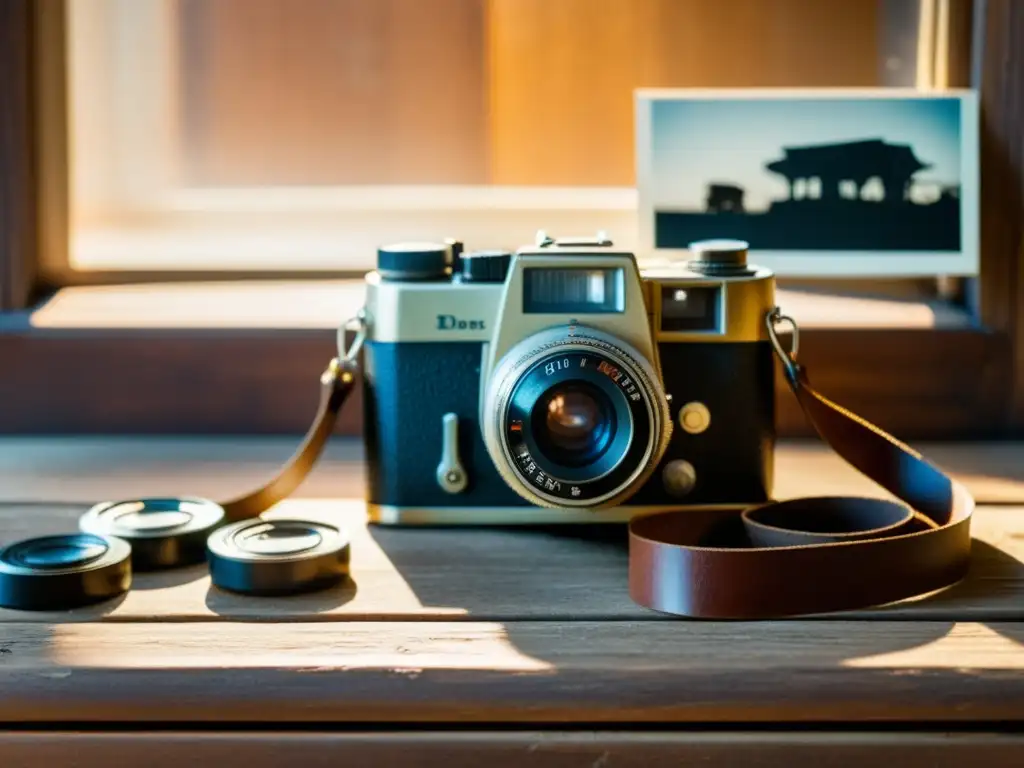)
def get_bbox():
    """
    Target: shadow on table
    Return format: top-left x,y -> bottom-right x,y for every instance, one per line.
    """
132,563 -> 209,591
363,522 -> 1024,680
203,576 -> 359,615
